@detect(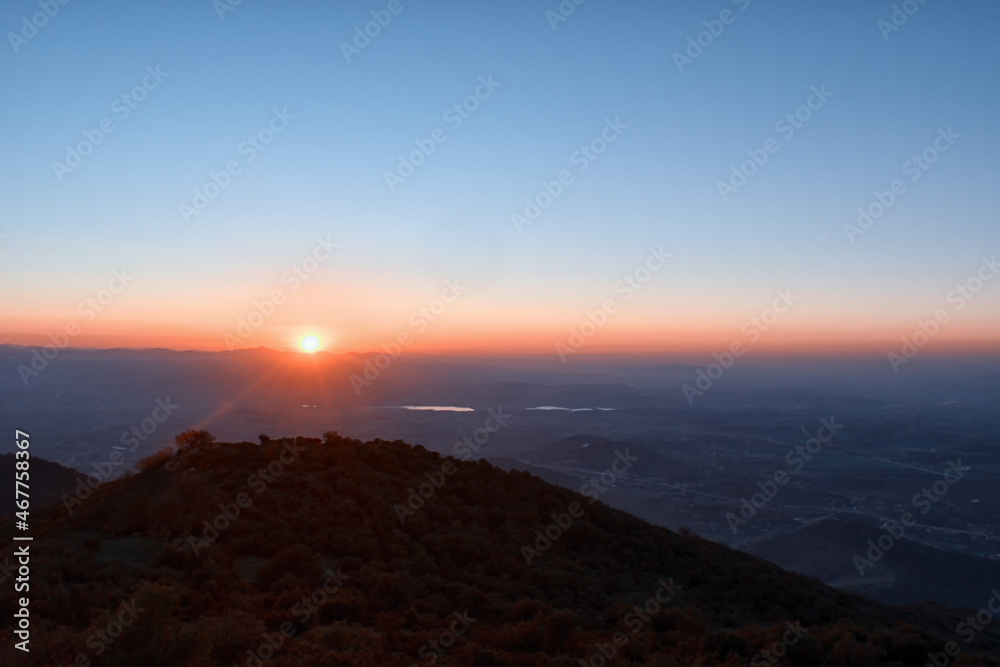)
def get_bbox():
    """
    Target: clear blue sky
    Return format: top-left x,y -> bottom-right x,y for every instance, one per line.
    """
2,0 -> 998,354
